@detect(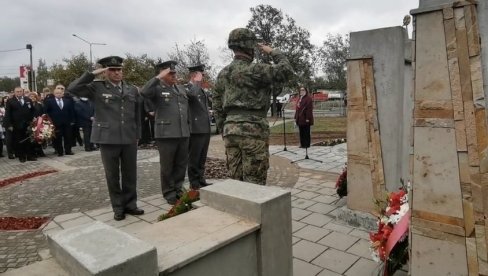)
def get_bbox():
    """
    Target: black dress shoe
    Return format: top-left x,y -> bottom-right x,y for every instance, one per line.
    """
114,213 -> 126,221
190,183 -> 201,190
176,190 -> 184,199
166,197 -> 178,205
125,208 -> 144,215
58,153 -> 64,157
0,154 -> 4,158
65,152 -> 74,155
200,181 -> 213,187
8,154 -> 15,159
19,158 -> 26,163
27,157 -> 37,161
